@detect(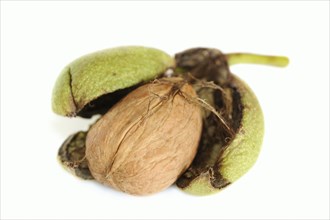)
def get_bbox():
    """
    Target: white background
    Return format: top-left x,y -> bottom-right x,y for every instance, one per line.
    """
1,1 -> 329,219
